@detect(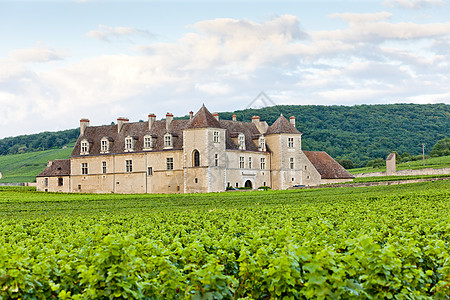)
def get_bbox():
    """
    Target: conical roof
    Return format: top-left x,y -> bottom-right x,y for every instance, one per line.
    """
265,114 -> 301,135
185,105 -> 222,129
